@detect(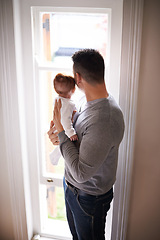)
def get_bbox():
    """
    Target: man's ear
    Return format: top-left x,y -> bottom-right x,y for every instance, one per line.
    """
75,72 -> 82,85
